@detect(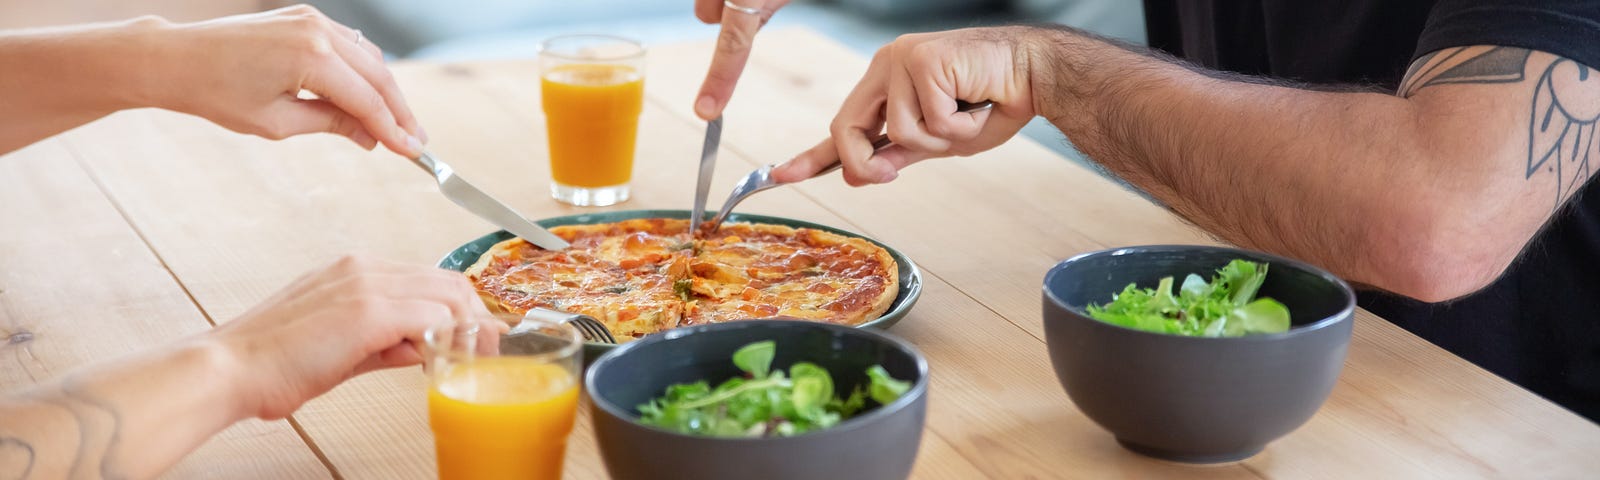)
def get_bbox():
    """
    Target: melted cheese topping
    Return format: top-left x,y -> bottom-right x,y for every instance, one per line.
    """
468,220 -> 894,340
